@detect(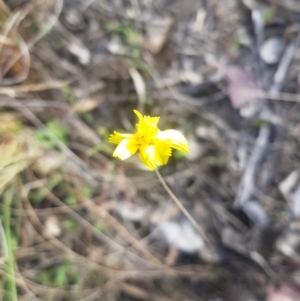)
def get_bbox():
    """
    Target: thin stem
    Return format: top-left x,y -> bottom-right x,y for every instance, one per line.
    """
155,168 -> 211,247
3,188 -> 18,301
